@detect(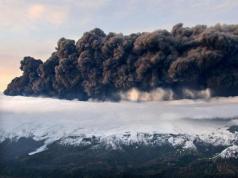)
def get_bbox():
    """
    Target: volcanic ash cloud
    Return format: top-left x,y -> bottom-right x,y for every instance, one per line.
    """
4,24 -> 238,101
